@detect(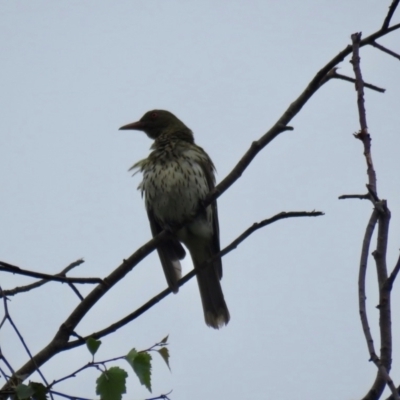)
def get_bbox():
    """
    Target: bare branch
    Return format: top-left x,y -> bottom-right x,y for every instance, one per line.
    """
0,346 -> 15,376
0,288 -> 49,388
384,253 -> 400,292
374,201 -> 392,355
351,32 -> 379,199
64,211 -> 323,349
65,284 -> 84,301
1,259 -> 86,298
371,41 -> 400,61
358,210 -> 379,362
204,24 -> 400,207
0,260 -> 102,289
351,33 -> 369,133
359,209 -> 398,400
382,0 -> 400,30
349,29 -> 397,400
330,69 -> 386,92
339,193 -> 370,200
48,390 -> 92,400
332,72 -> 386,93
